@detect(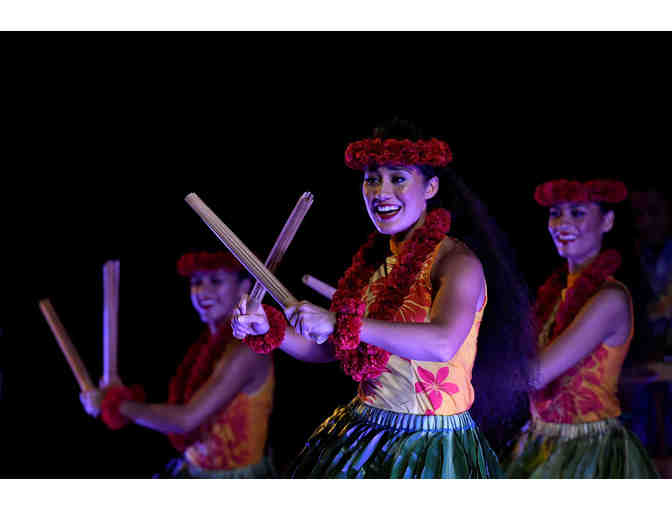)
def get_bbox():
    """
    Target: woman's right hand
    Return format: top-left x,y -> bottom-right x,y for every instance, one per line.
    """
80,389 -> 102,418
231,293 -> 270,339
